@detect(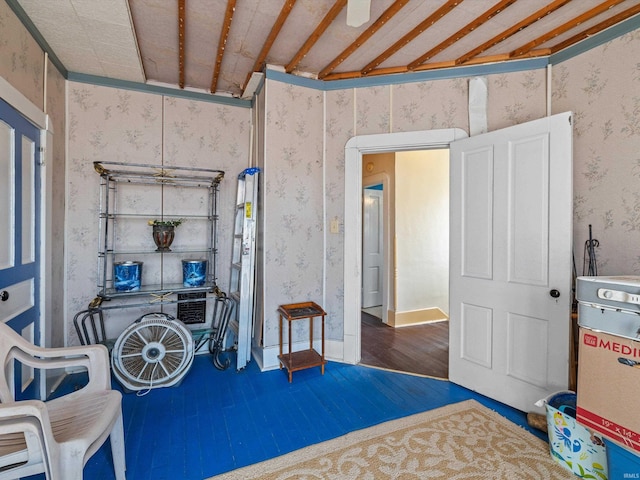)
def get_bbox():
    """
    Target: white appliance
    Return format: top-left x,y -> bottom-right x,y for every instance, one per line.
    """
576,275 -> 640,339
